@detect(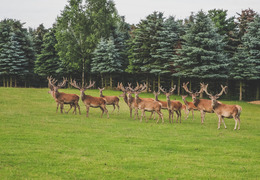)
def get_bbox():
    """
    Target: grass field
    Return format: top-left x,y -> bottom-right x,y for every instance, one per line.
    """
0,87 -> 259,179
